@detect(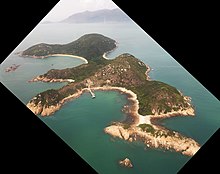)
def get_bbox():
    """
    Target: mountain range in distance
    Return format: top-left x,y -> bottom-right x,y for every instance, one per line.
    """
42,8 -> 131,24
